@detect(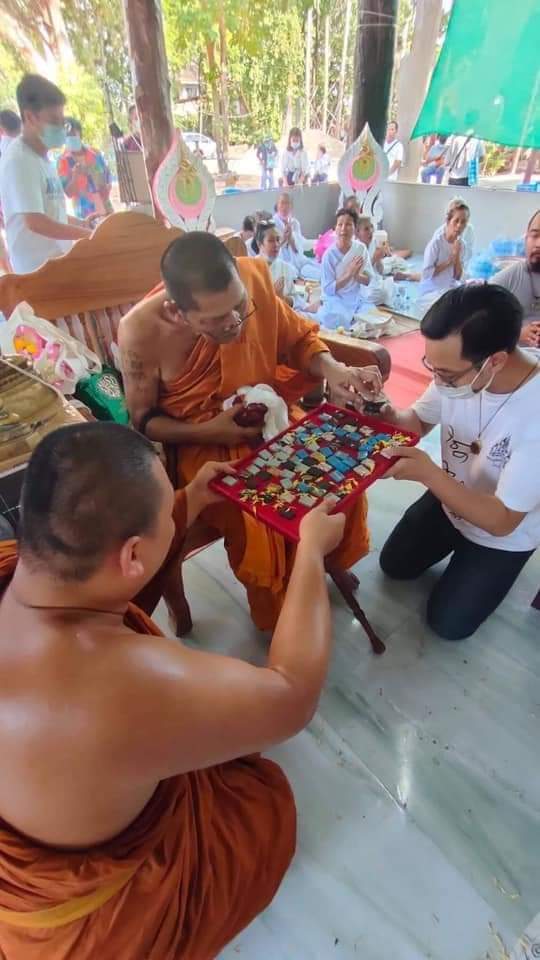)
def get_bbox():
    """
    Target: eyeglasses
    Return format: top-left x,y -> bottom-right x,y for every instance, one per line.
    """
205,296 -> 258,333
421,355 -> 483,387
